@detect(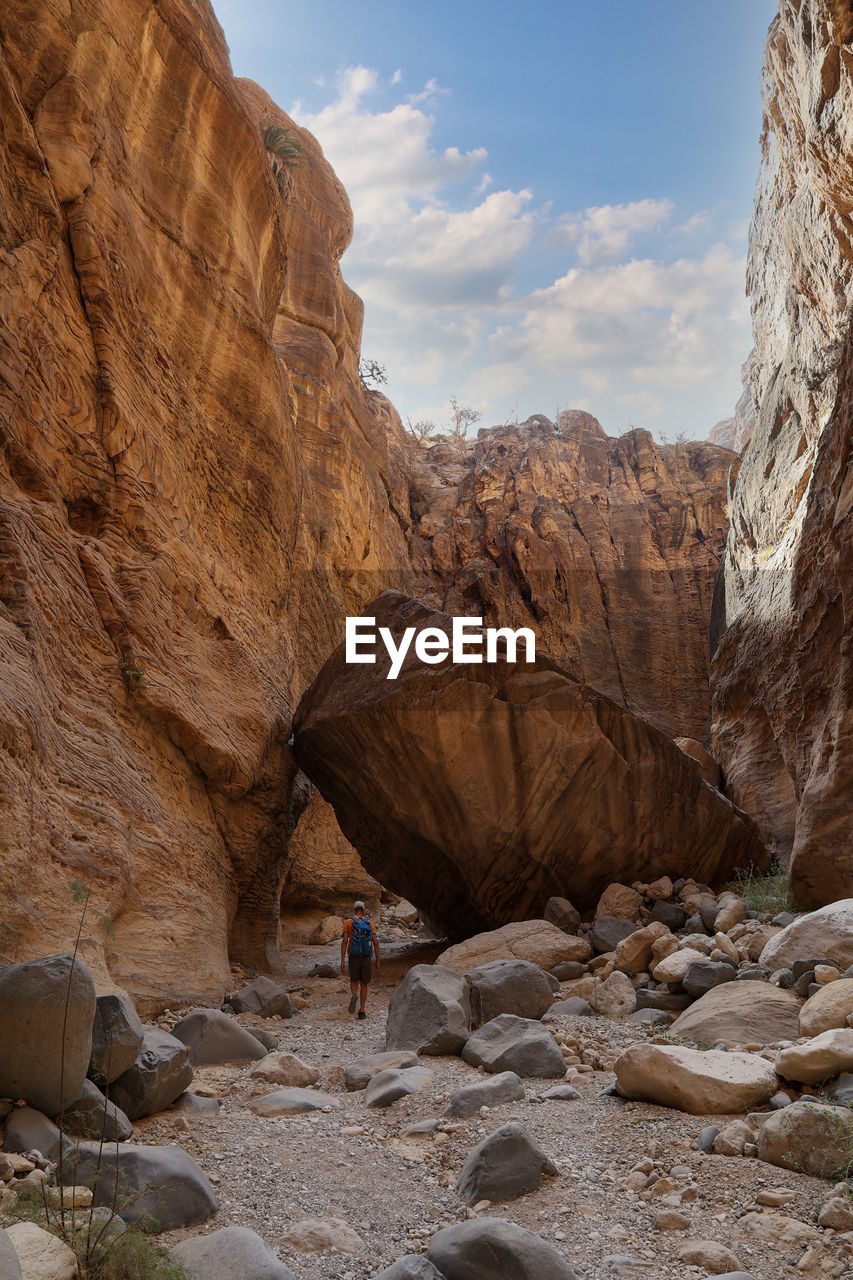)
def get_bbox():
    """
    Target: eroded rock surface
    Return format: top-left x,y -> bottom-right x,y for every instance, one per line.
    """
294,593 -> 767,932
